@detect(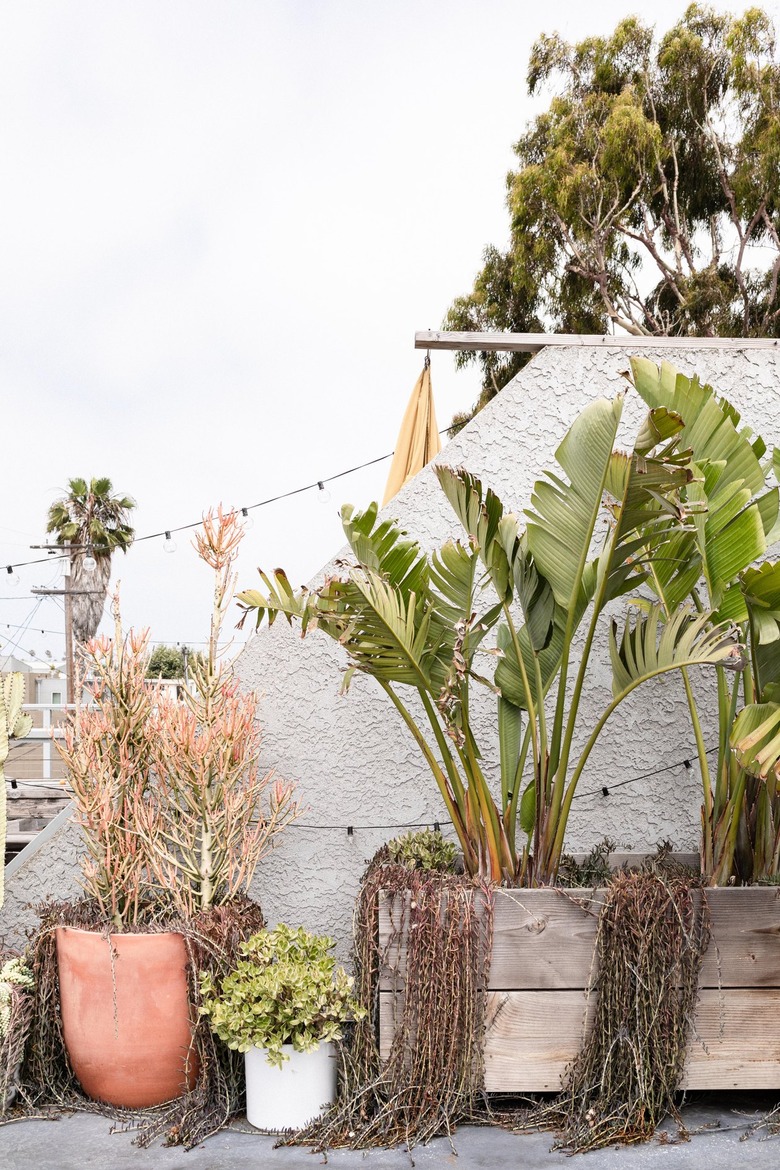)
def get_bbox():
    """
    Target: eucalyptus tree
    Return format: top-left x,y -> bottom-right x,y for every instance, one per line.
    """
46,477 -> 136,644
447,5 -> 780,429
